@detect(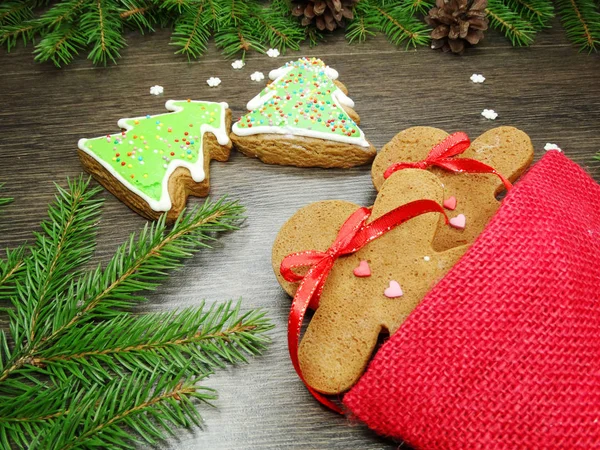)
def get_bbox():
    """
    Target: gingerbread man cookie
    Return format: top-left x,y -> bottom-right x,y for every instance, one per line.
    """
230,57 -> 377,168
371,127 -> 534,251
272,169 -> 469,395
78,100 -> 232,222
